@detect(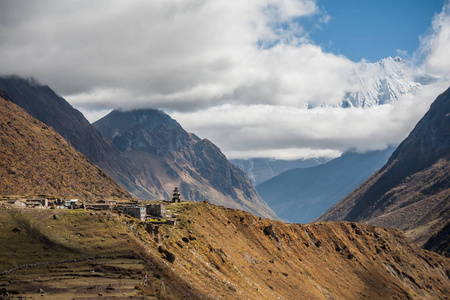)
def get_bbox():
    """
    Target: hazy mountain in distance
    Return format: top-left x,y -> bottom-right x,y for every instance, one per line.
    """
231,157 -> 330,186
257,148 -> 394,224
